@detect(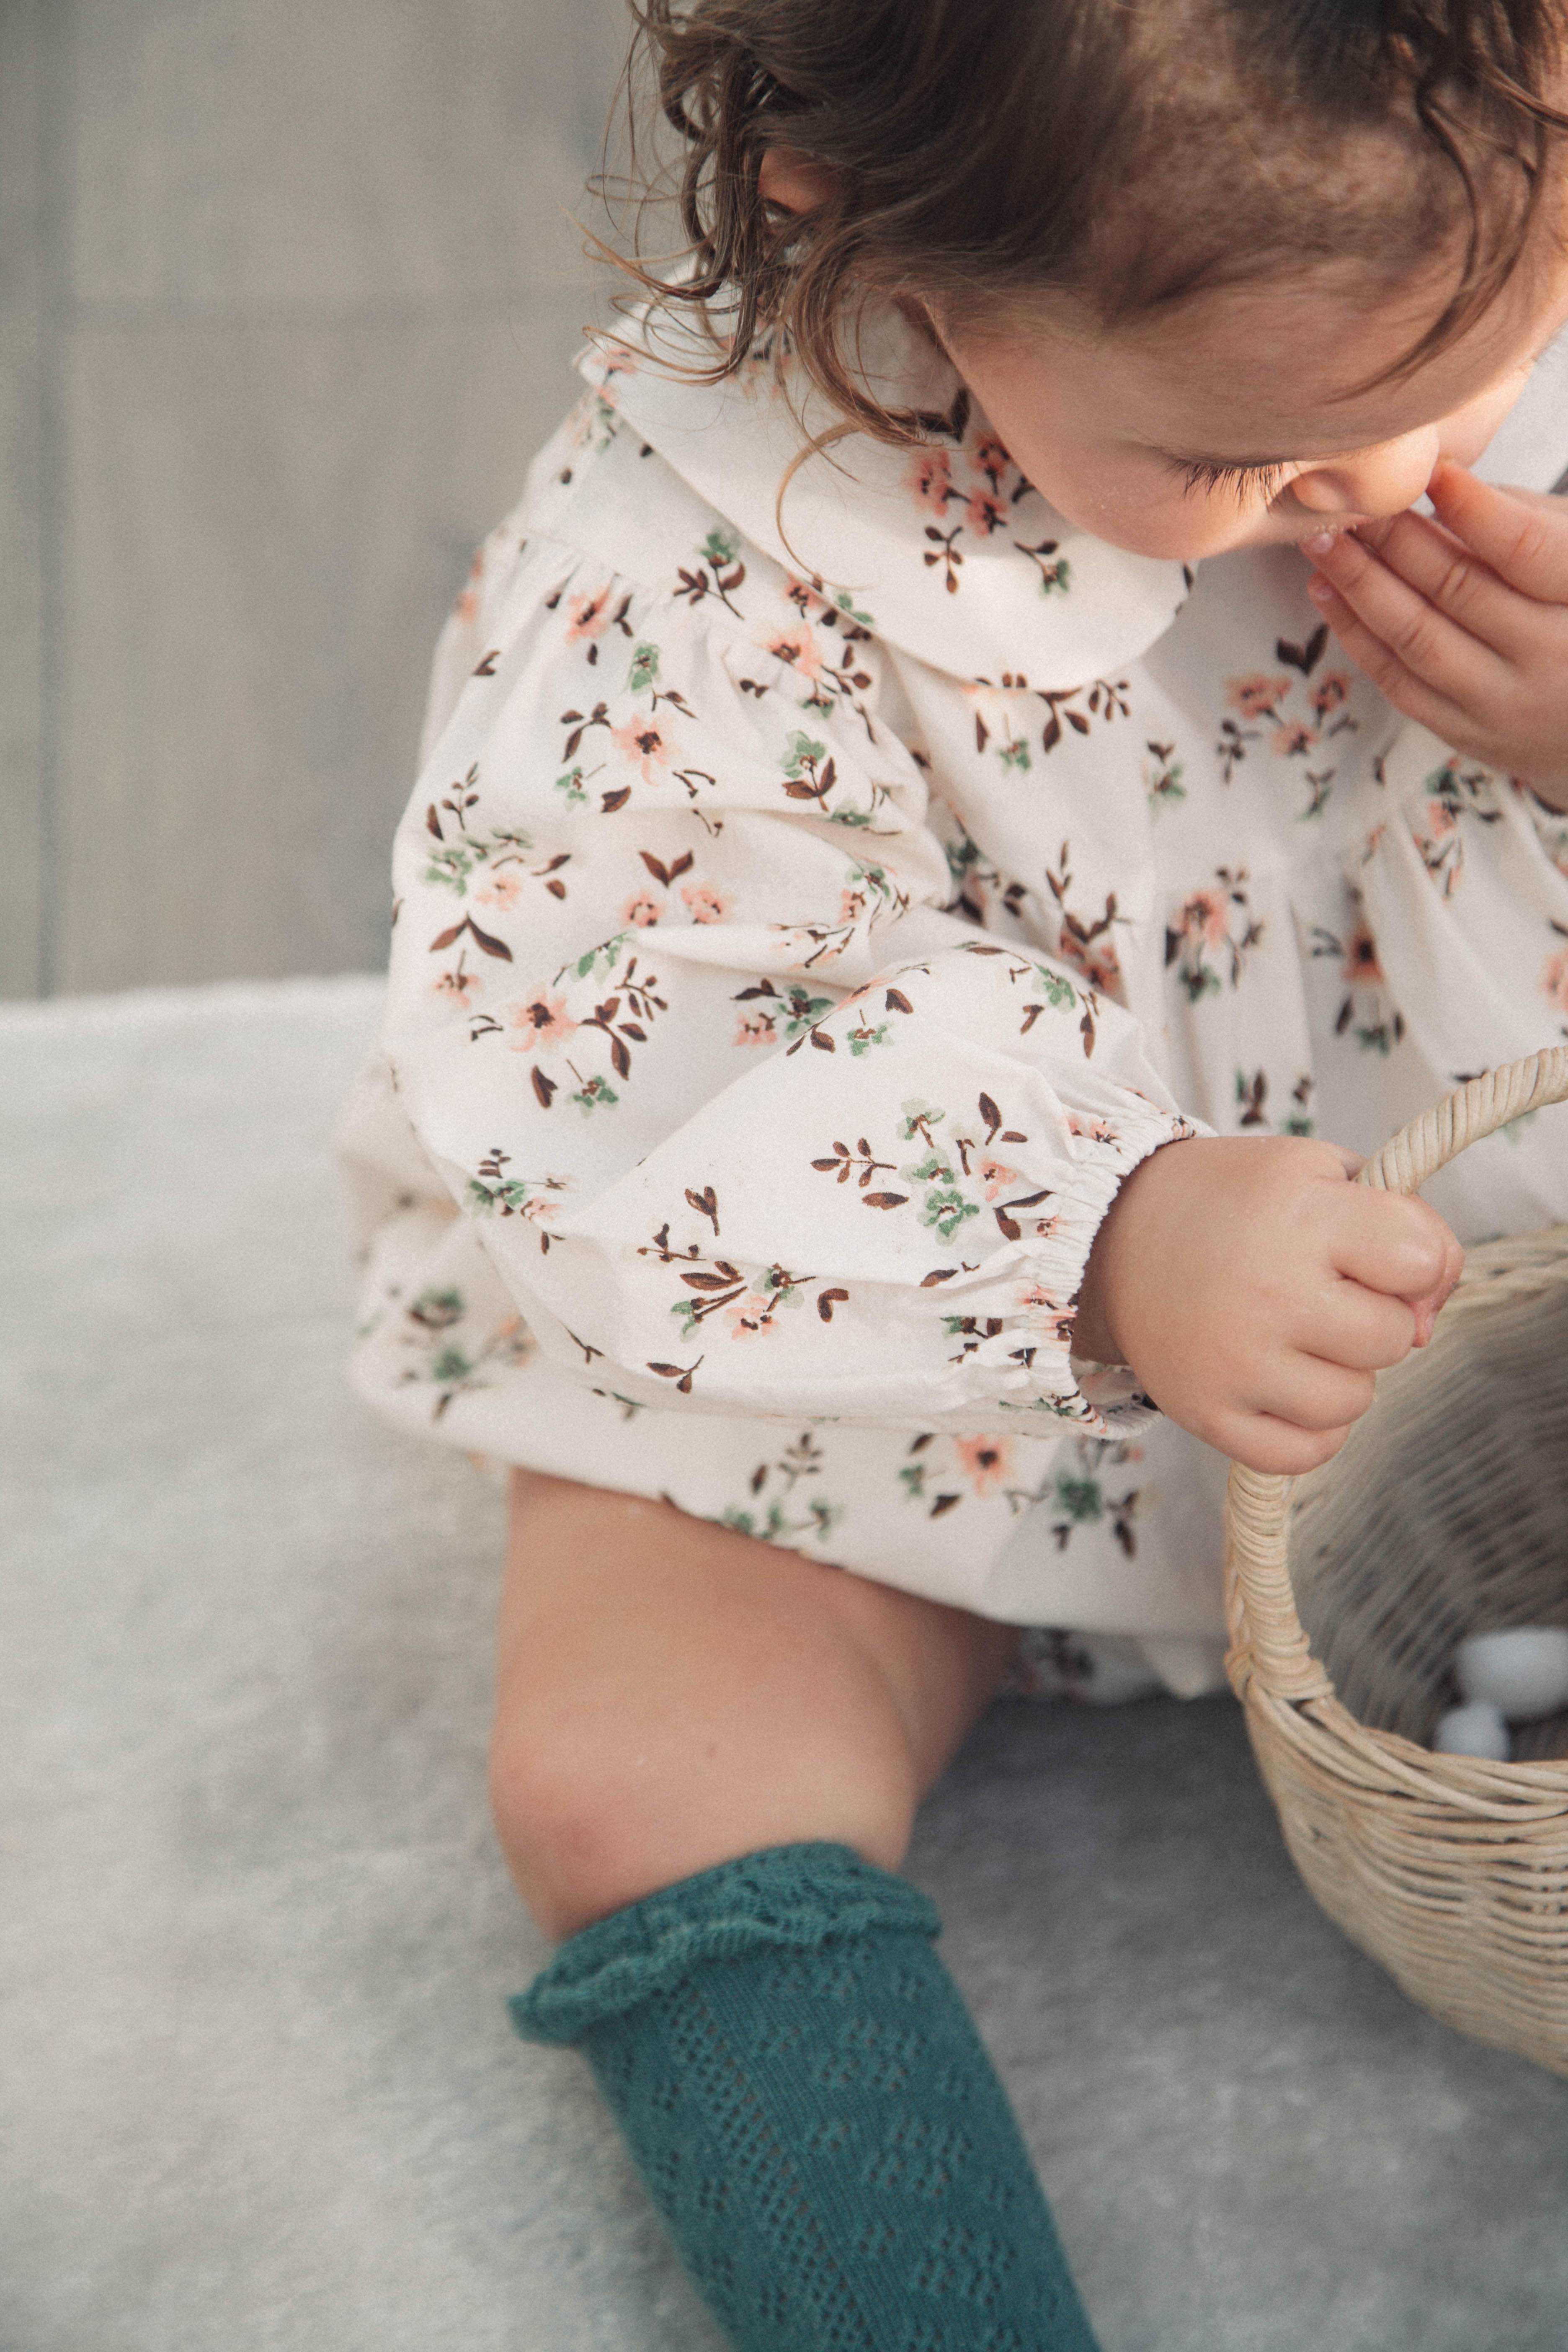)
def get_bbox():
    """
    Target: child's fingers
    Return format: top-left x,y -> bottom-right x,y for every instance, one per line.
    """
1326,1189 -> 1462,1303
1346,507 -> 1536,661
1302,575 -> 1487,746
1304,529 -> 1506,699
1426,462 -> 1568,603
1219,1409 -> 1356,1478
1308,1281 -> 1419,1371
1251,1354 -> 1378,1431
